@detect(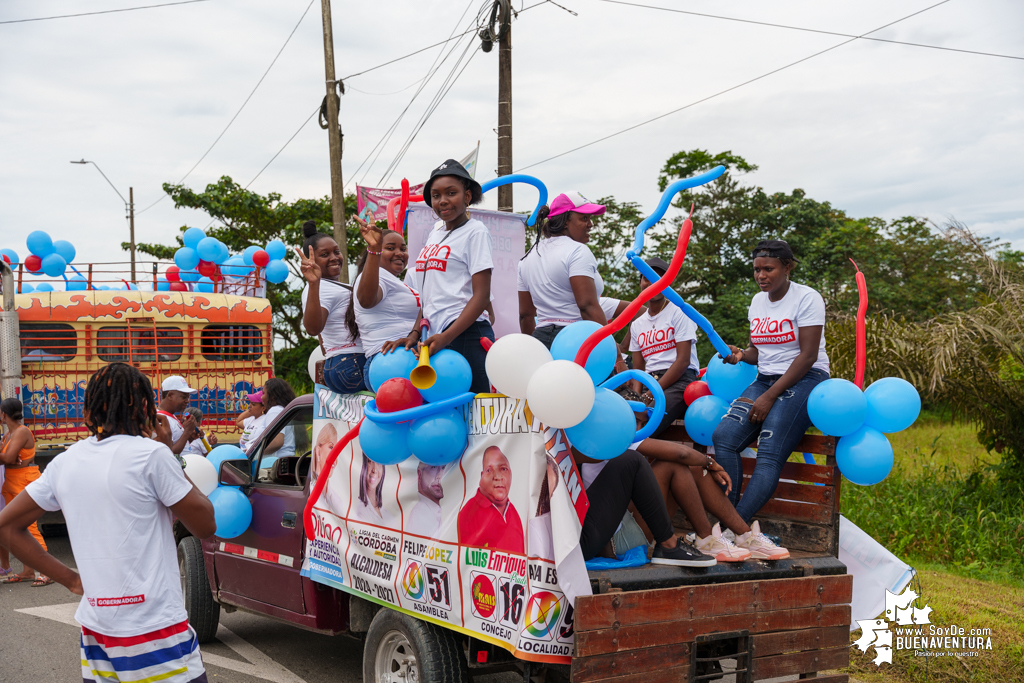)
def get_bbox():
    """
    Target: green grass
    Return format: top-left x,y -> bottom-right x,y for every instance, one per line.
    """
887,410 -> 999,476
